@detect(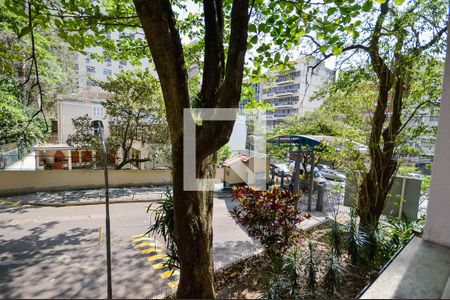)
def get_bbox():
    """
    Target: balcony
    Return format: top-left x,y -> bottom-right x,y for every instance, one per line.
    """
275,79 -> 294,85
272,101 -> 296,107
276,92 -> 295,97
